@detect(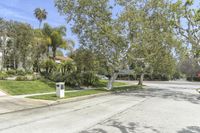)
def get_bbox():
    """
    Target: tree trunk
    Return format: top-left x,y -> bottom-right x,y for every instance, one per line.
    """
138,73 -> 144,85
39,21 -> 42,29
191,75 -> 194,81
107,73 -> 118,90
53,47 -> 56,60
13,55 -> 16,69
46,46 -> 49,57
